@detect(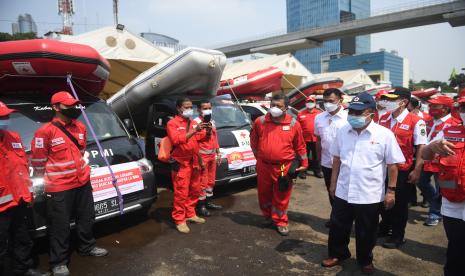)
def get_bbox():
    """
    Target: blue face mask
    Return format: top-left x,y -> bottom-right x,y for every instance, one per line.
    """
347,115 -> 368,129
0,119 -> 10,130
